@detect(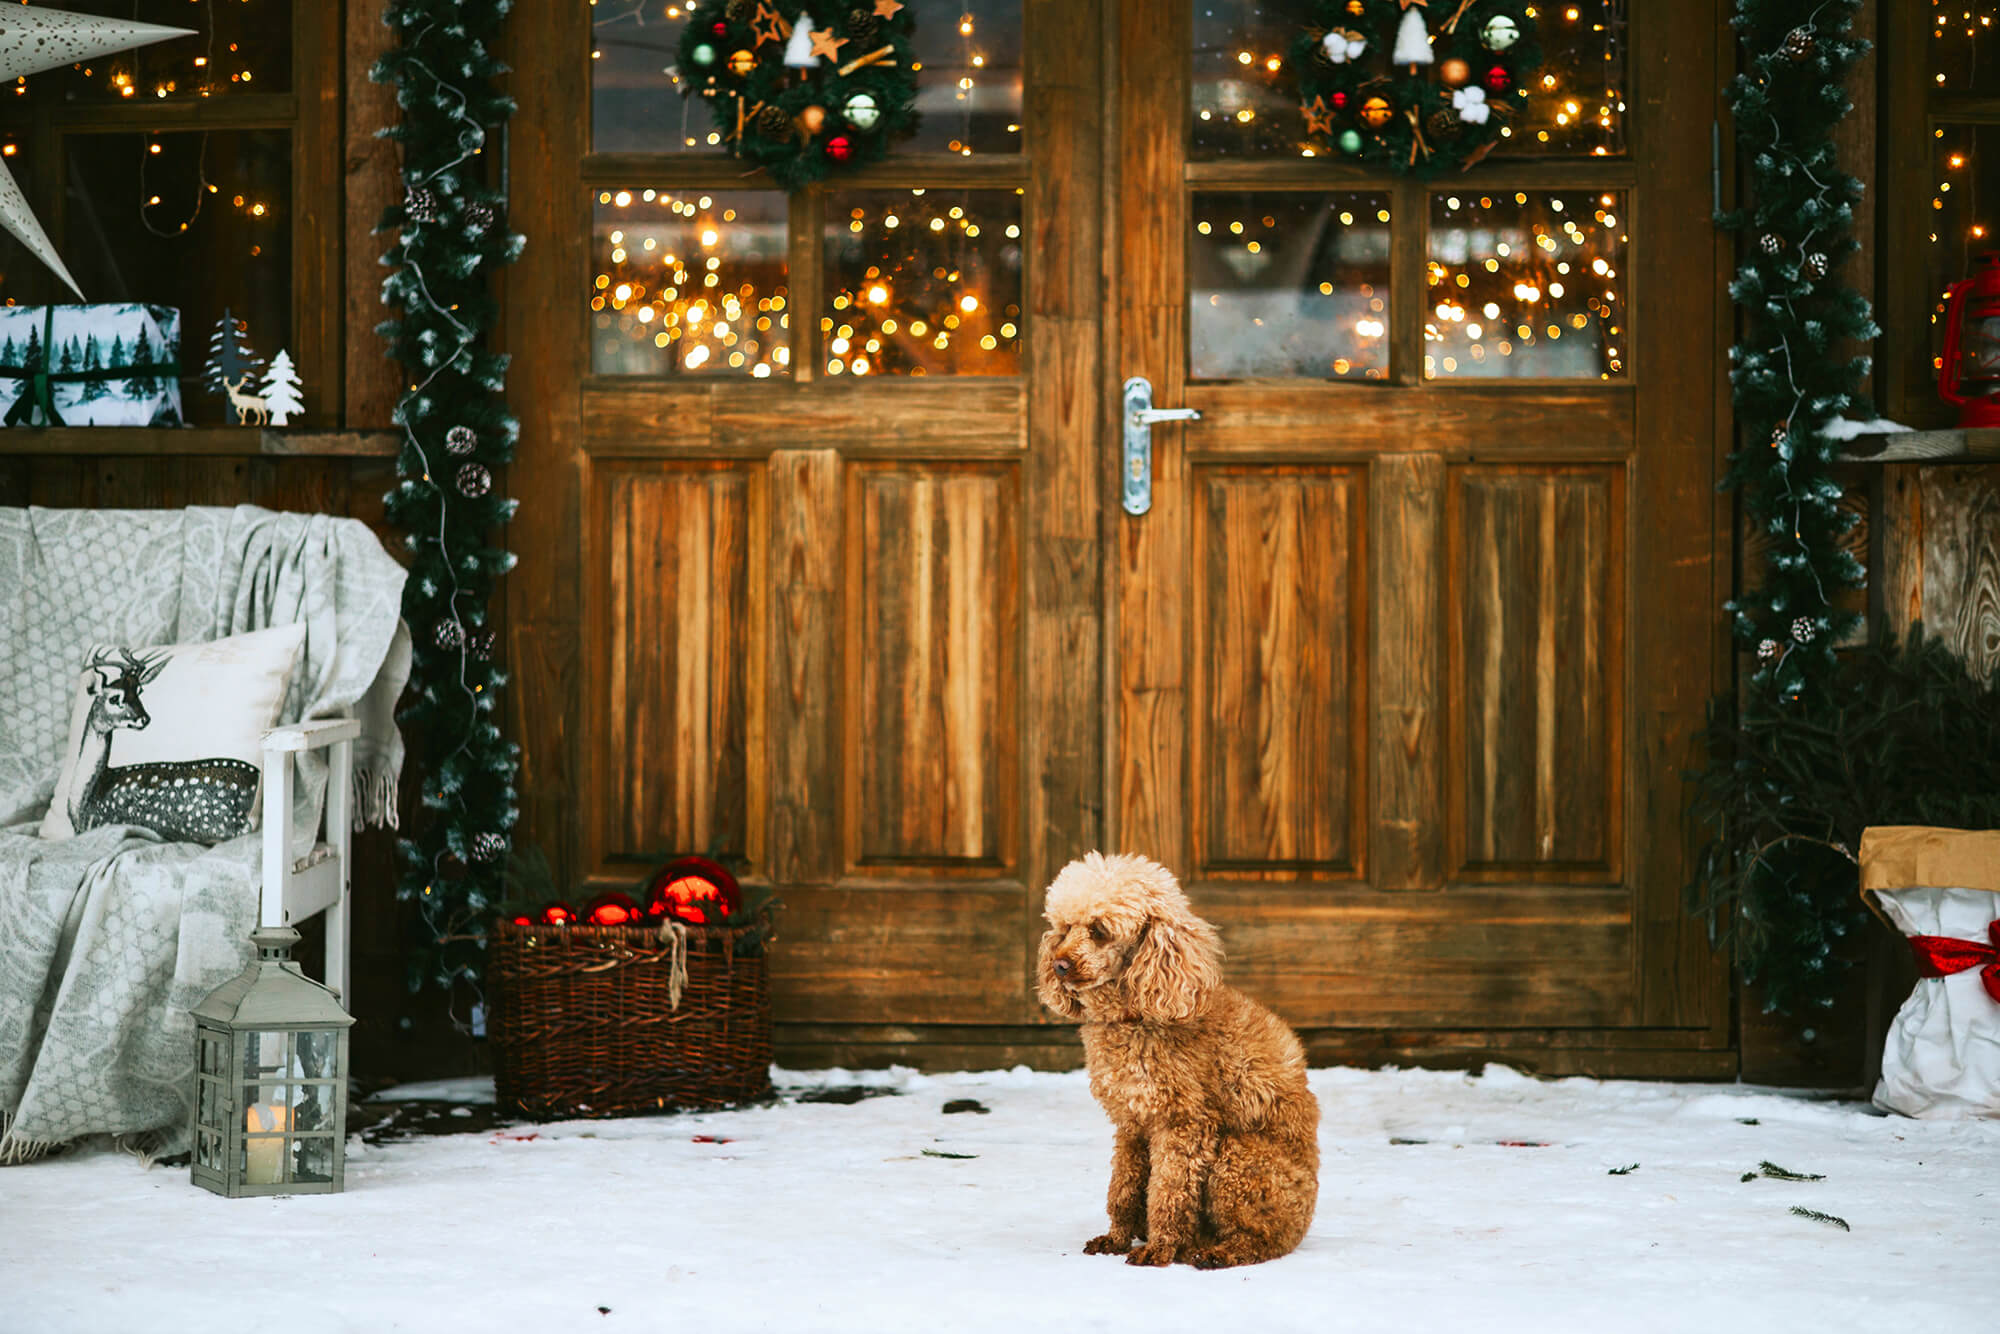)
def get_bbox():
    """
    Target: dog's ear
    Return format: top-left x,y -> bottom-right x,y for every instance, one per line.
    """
1035,925 -> 1082,1019
1123,908 -> 1222,1022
